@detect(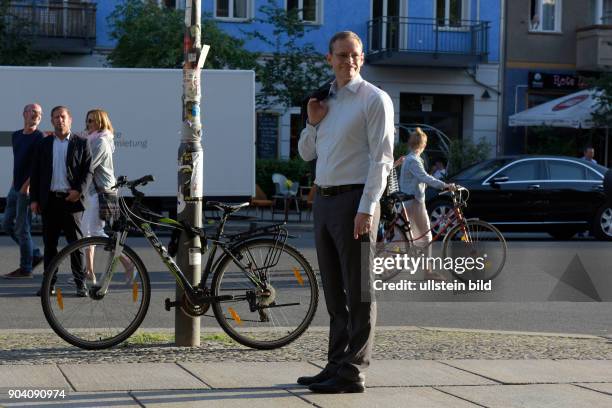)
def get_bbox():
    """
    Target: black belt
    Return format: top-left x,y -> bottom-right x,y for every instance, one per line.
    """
50,191 -> 69,198
316,184 -> 364,197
